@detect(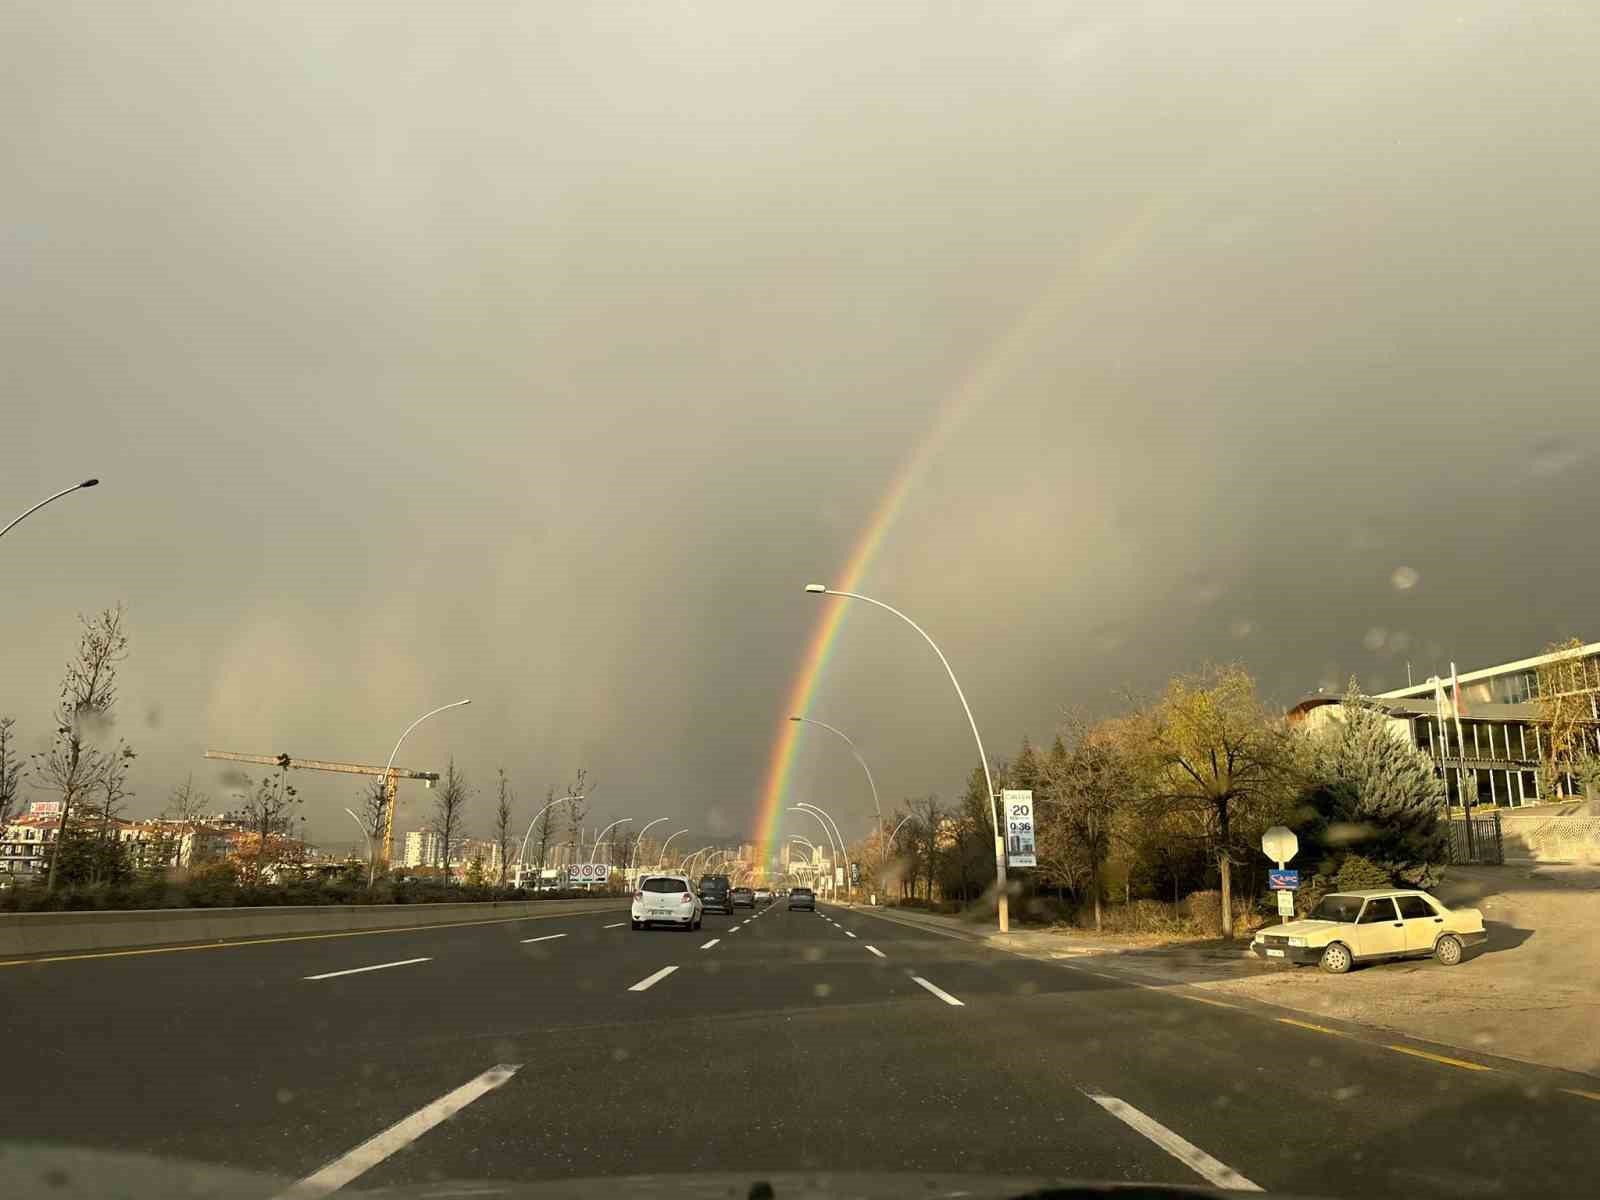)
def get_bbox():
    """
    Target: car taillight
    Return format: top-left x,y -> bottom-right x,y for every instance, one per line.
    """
680,893 -> 693,904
